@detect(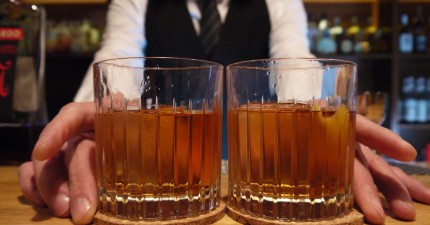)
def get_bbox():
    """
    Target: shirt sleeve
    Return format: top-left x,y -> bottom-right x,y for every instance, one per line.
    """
74,0 -> 147,102
265,0 -> 315,58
